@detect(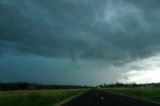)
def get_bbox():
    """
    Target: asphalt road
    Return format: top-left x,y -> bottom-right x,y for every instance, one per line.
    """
61,89 -> 160,106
